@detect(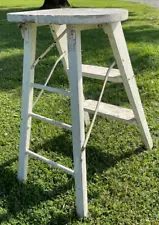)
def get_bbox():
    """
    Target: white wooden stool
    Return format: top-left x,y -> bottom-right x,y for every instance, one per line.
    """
7,8 -> 153,218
